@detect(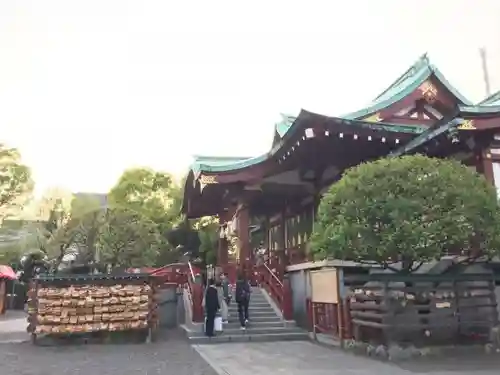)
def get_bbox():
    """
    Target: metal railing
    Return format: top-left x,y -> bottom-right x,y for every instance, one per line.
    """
263,262 -> 283,287
187,261 -> 196,282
